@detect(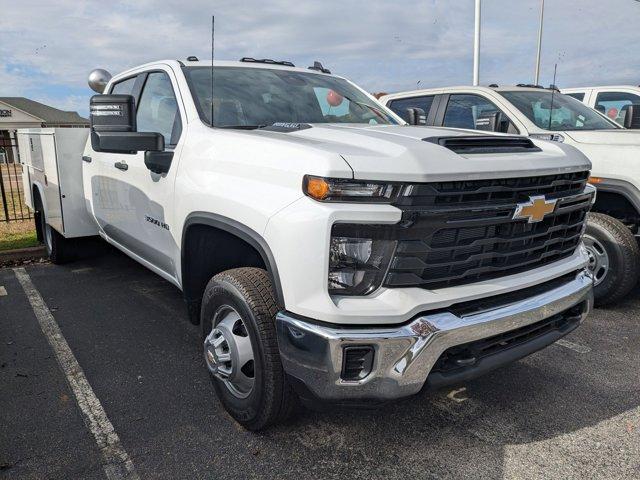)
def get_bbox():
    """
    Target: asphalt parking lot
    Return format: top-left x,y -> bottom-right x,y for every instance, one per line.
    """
1,247 -> 639,480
